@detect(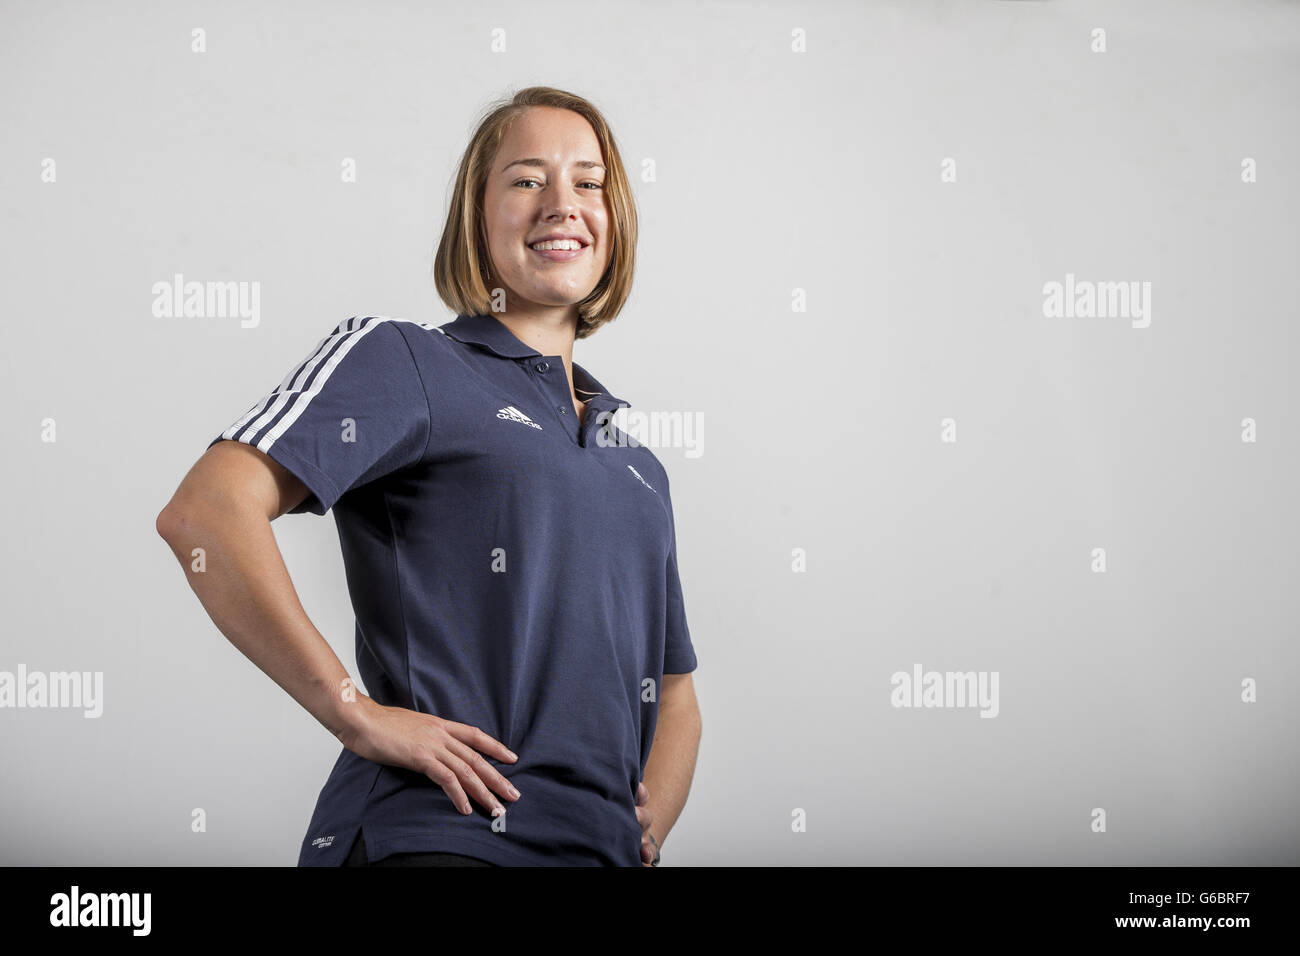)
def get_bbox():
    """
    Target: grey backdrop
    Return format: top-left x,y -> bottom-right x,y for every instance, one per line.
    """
1,0 -> 1296,865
